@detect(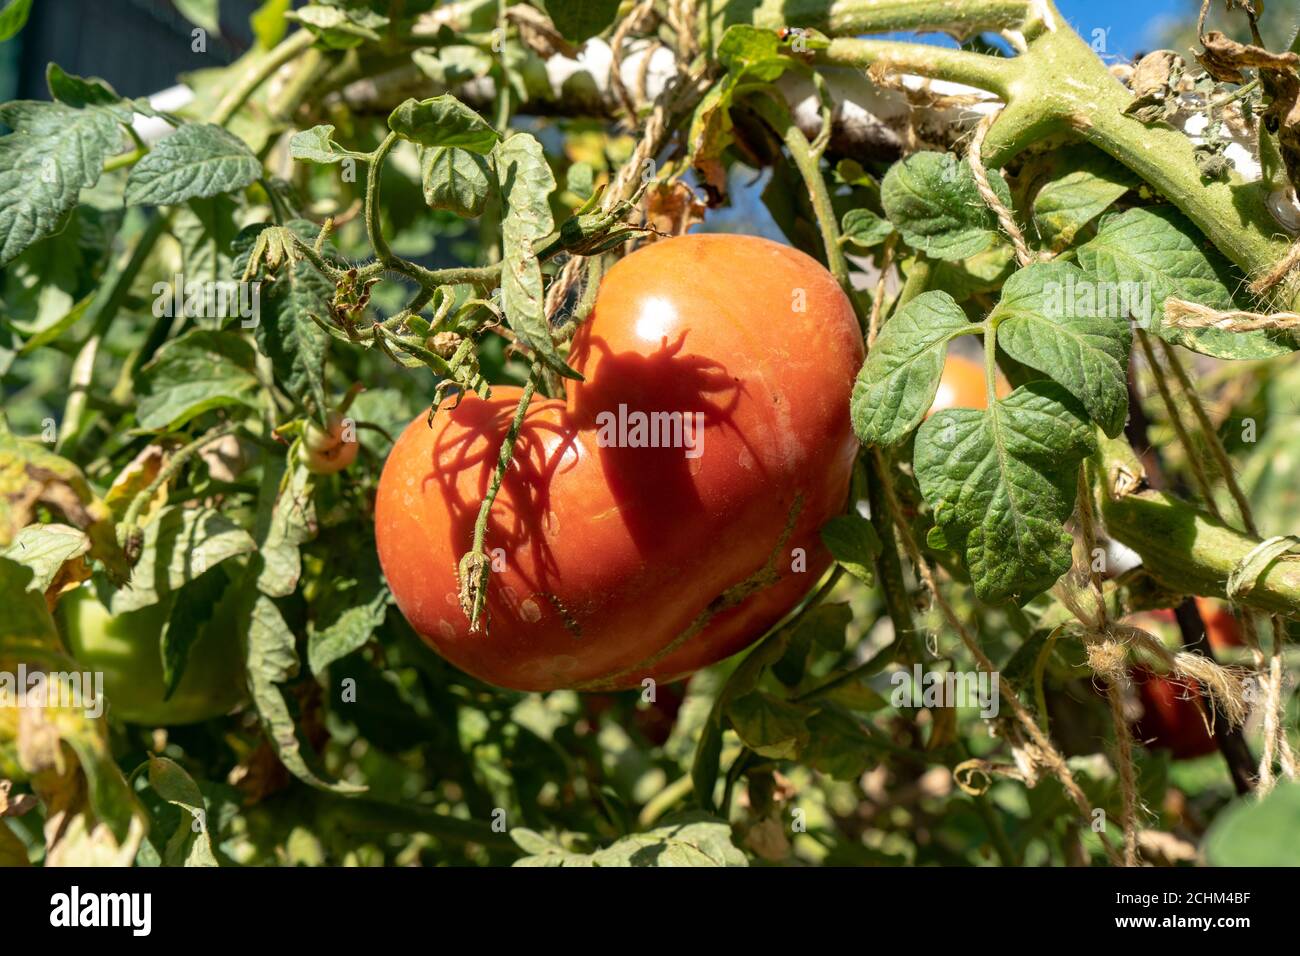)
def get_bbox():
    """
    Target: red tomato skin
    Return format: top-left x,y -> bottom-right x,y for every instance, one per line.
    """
1131,665 -> 1218,760
375,234 -> 863,692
